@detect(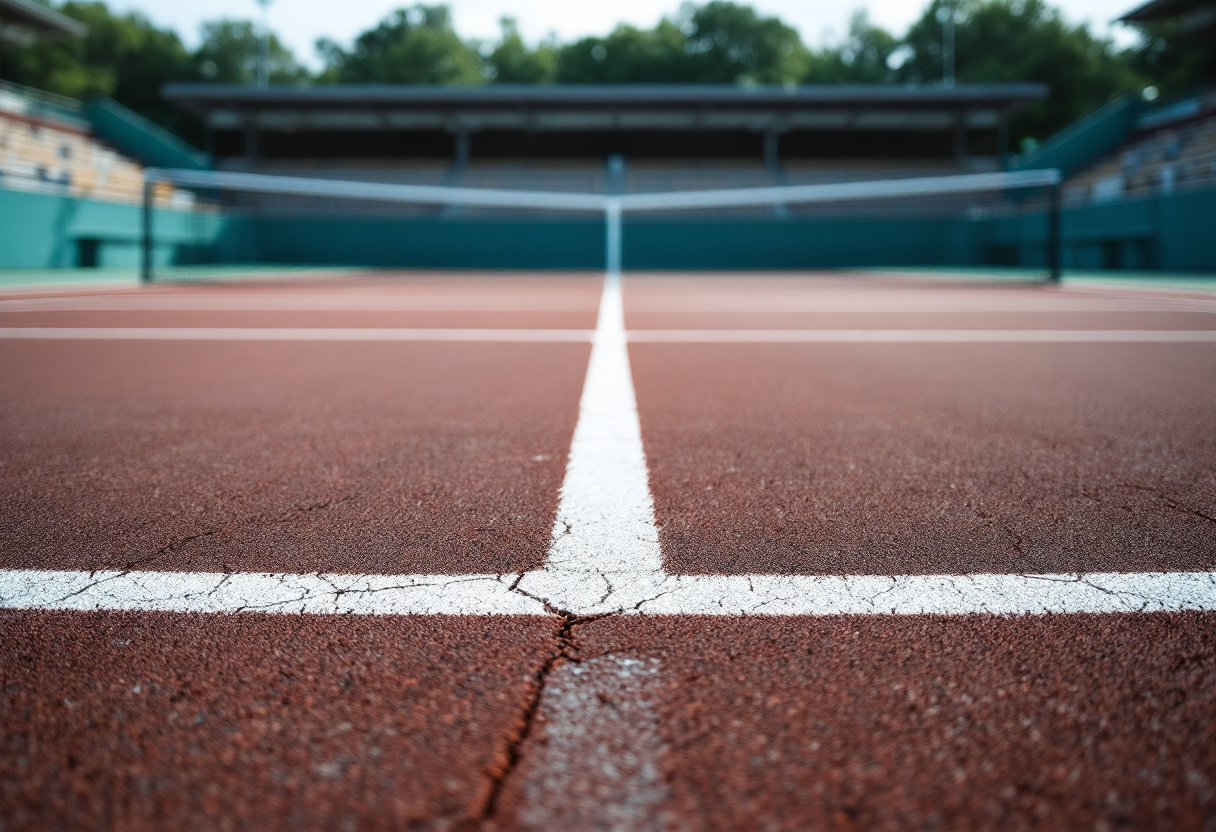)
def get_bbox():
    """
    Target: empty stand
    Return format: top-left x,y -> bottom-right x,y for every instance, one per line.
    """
1064,93 -> 1216,206
0,81 -> 168,206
